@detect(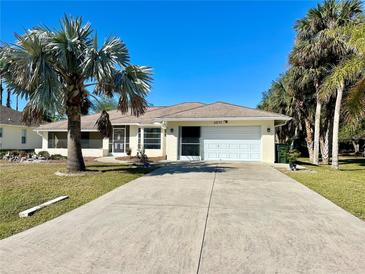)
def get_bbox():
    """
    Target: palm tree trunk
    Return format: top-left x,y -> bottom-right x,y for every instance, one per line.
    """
16,95 -> 19,111
320,120 -> 330,165
6,89 -> 11,108
313,95 -> 321,165
332,84 -> 344,169
304,117 -> 314,161
66,105 -> 86,172
351,140 -> 359,154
